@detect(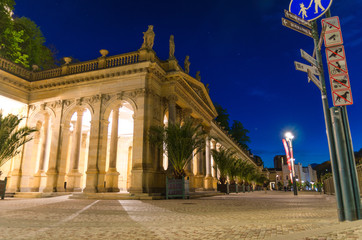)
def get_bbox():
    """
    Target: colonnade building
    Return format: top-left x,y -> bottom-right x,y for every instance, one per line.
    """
0,26 -> 259,196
